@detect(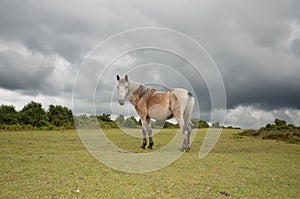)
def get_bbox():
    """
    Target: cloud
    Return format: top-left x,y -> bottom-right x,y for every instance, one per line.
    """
0,43 -> 75,96
0,49 -> 53,92
225,105 -> 300,129
290,38 -> 300,56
